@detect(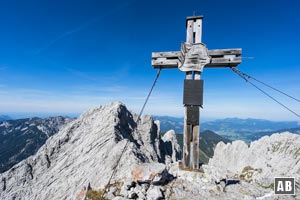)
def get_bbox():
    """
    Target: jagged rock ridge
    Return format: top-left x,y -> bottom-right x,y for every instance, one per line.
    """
0,102 -> 180,200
